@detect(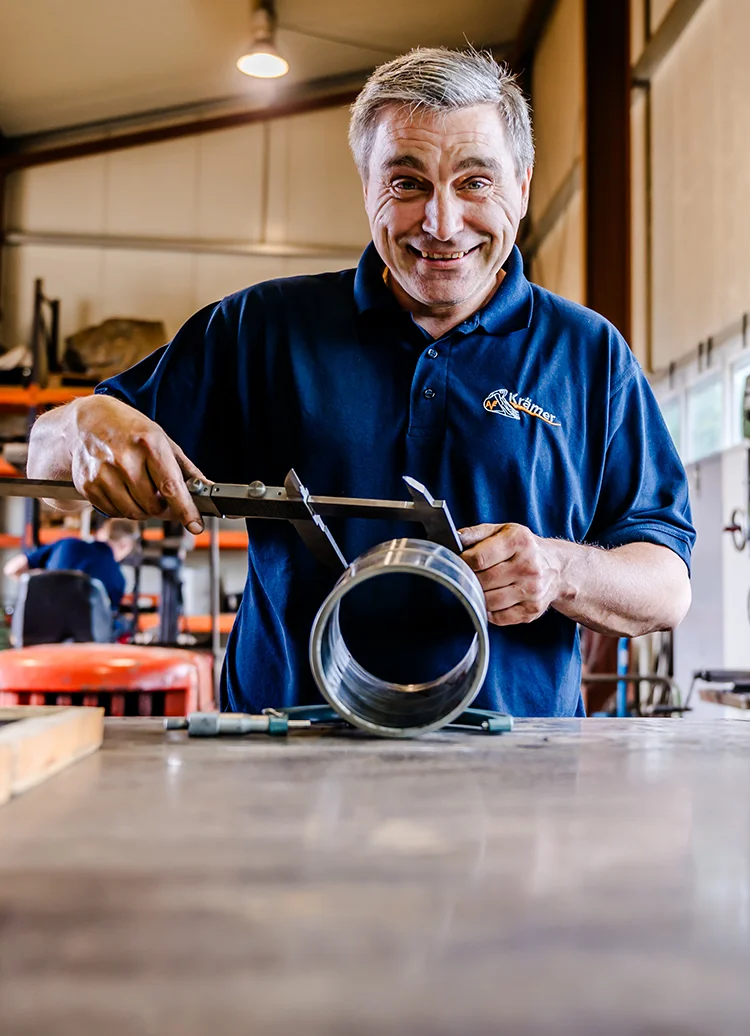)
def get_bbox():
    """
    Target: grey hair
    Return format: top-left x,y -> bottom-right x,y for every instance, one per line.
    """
349,47 -> 535,180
